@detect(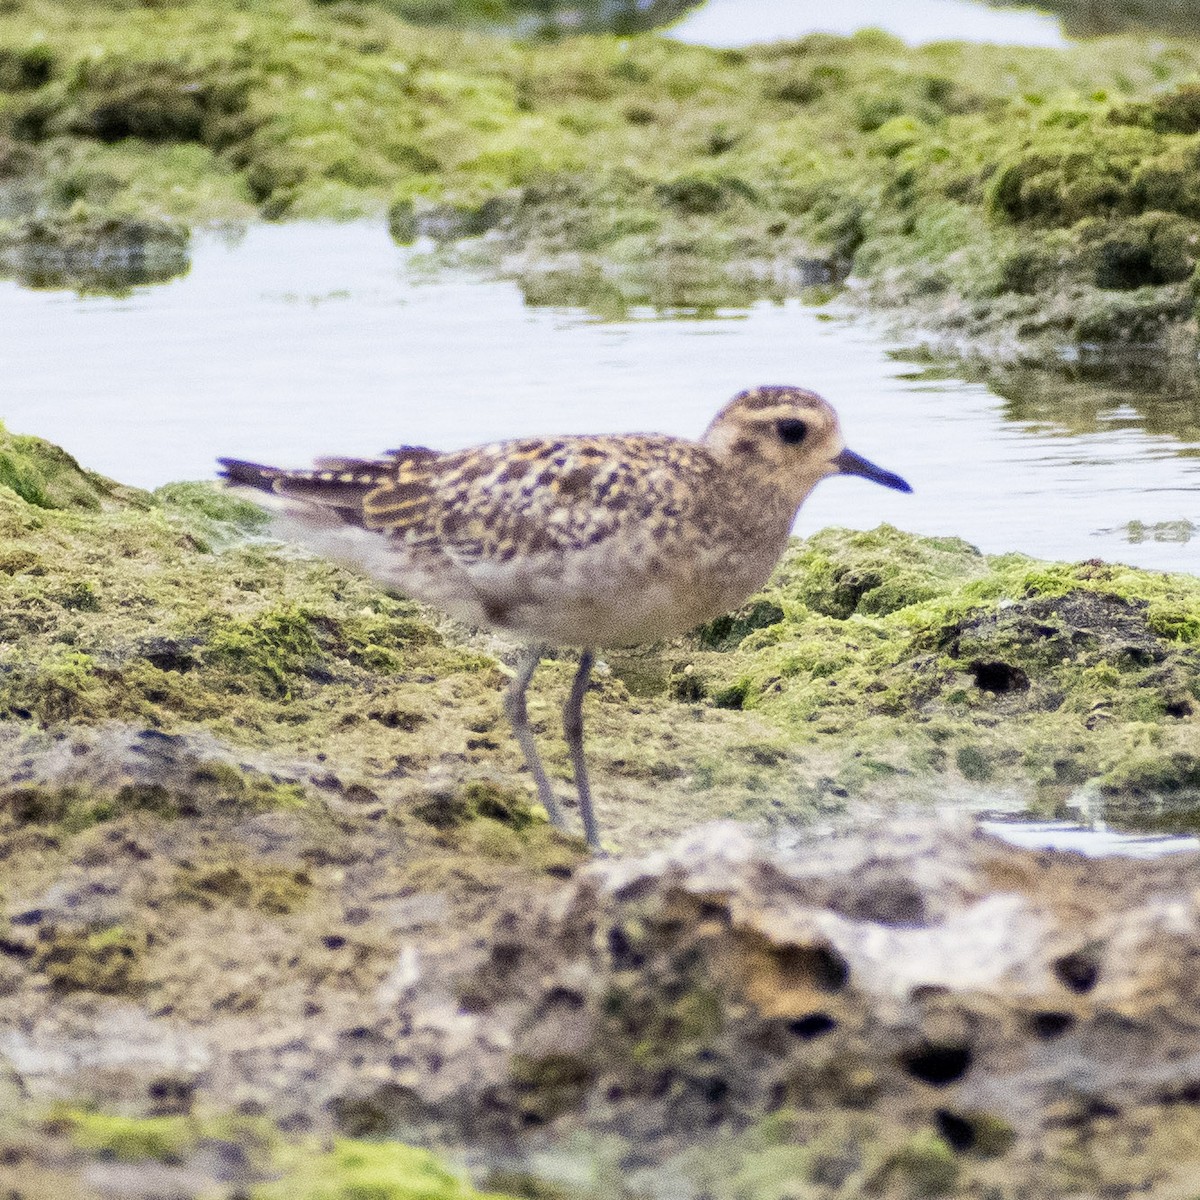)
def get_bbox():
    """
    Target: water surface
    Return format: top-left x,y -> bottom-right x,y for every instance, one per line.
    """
2,222 -> 1197,572
670,0 -> 1066,48
981,818 -> 1200,857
